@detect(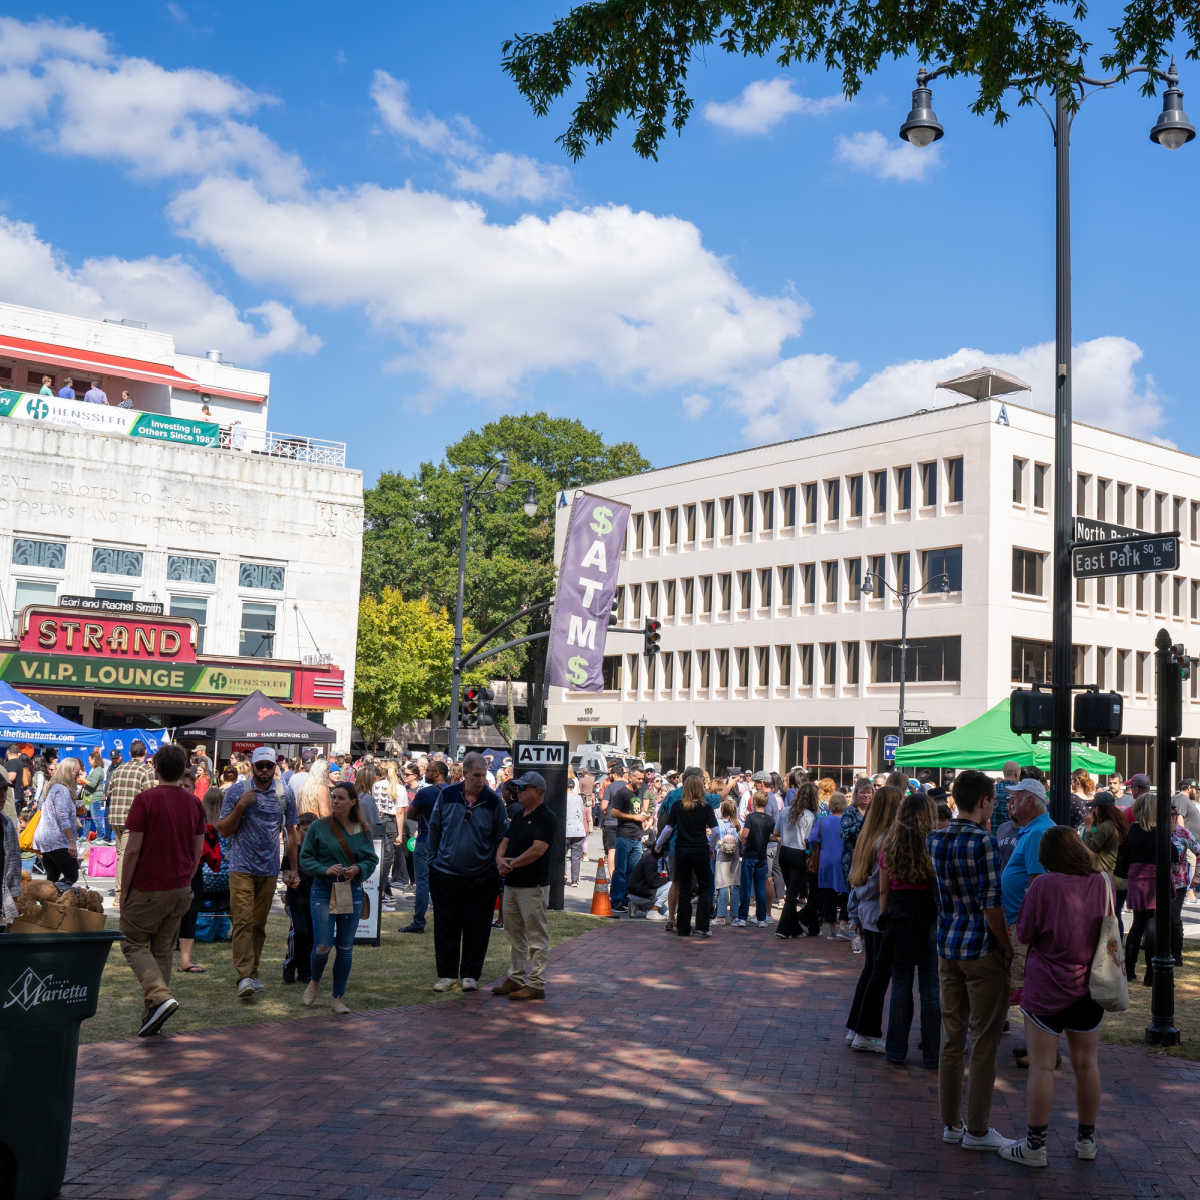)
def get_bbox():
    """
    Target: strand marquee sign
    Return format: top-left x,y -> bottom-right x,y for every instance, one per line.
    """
7,607 -> 344,708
